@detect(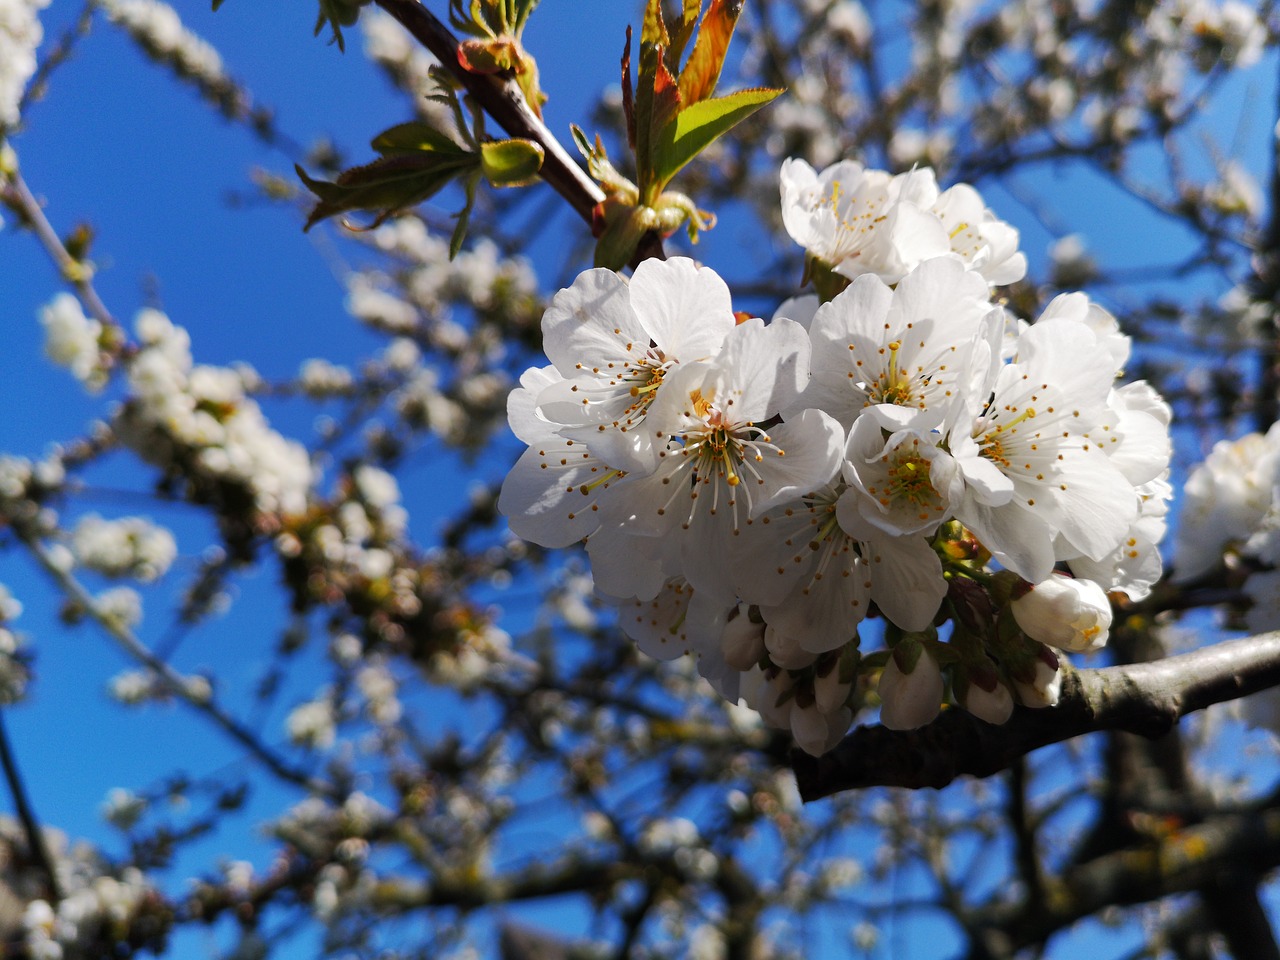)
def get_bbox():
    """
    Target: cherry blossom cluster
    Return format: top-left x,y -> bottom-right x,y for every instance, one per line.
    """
501,157 -> 1173,755
94,0 -> 224,83
69,514 -> 177,582
1176,423 -> 1280,634
3,815 -> 168,959
0,0 -> 47,130
113,309 -> 314,524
